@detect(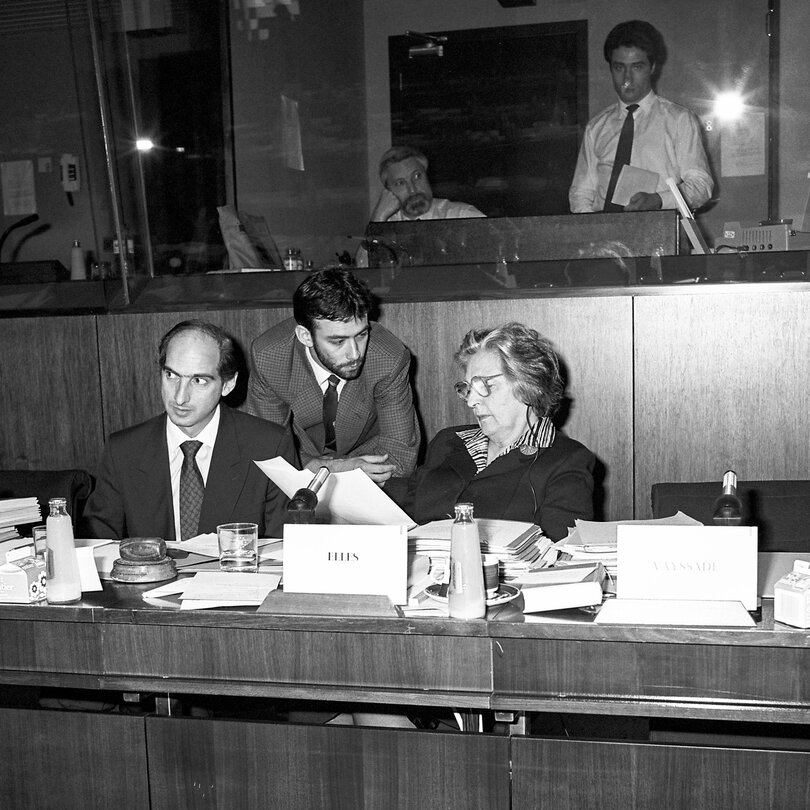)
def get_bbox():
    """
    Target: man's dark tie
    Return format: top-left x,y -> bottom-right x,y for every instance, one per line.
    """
603,103 -> 639,212
322,374 -> 340,453
179,440 -> 204,541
